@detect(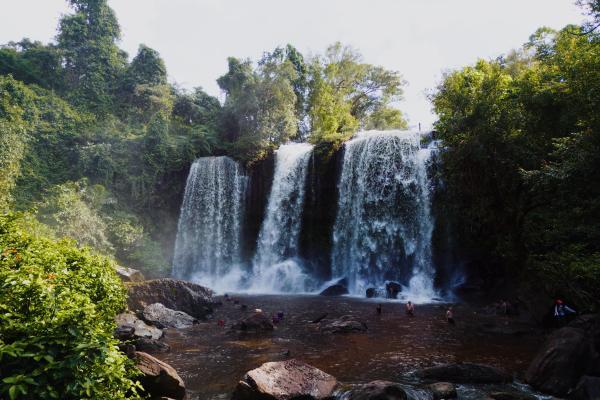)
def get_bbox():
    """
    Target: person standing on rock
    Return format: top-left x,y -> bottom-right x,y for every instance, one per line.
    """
553,299 -> 576,326
405,301 -> 415,317
446,307 -> 455,325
